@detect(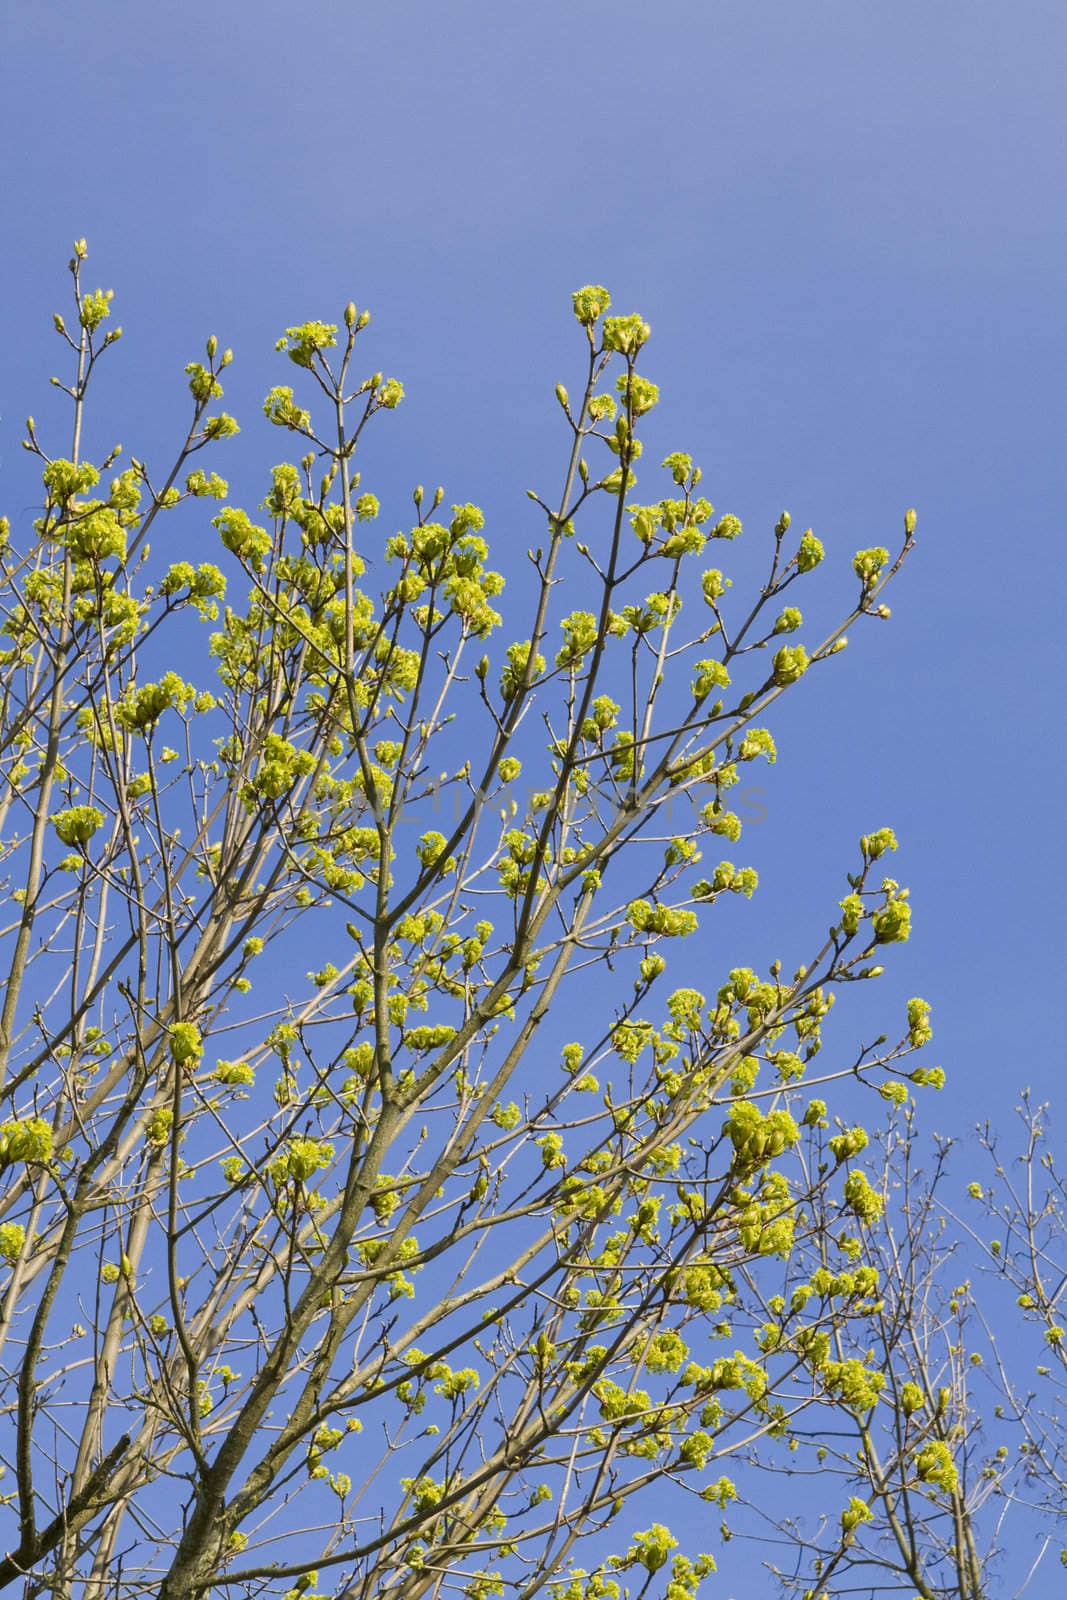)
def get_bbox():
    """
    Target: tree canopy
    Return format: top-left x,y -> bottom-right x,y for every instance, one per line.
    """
0,244 -> 1061,1600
